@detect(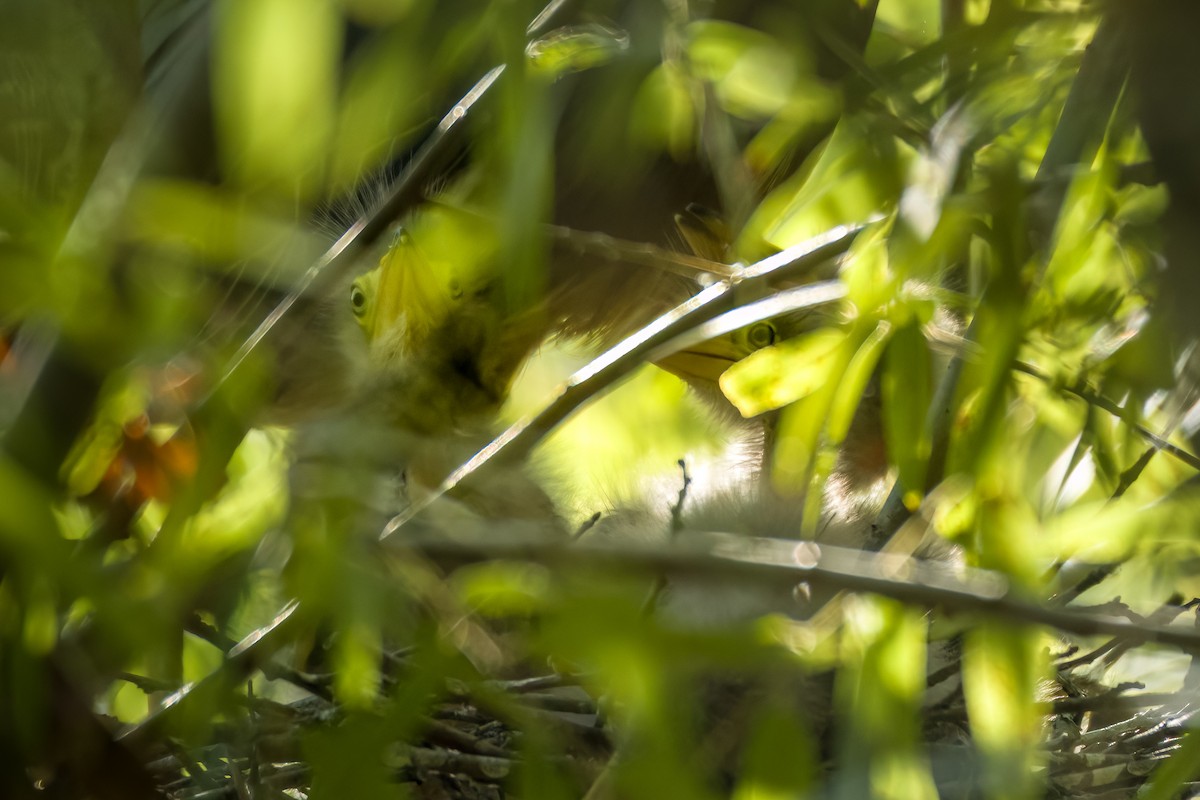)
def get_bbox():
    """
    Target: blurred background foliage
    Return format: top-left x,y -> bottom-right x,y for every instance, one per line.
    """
3,0 -> 1200,798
